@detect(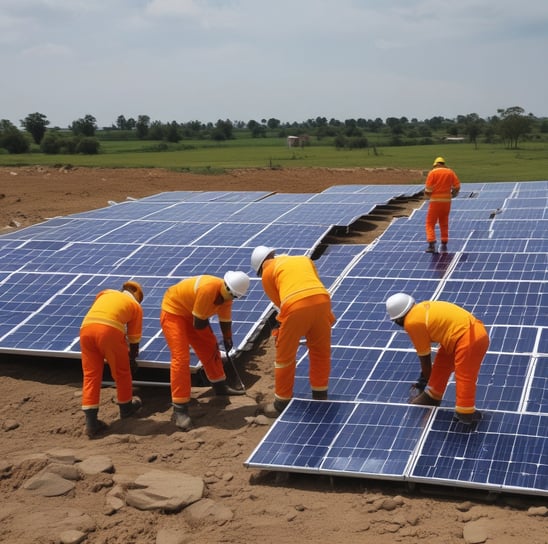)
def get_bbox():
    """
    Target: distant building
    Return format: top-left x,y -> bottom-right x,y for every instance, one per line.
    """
287,135 -> 310,148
